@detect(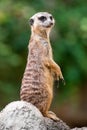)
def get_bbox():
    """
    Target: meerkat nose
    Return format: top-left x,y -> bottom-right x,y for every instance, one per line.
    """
50,22 -> 53,25
49,22 -> 53,26
46,22 -> 54,28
